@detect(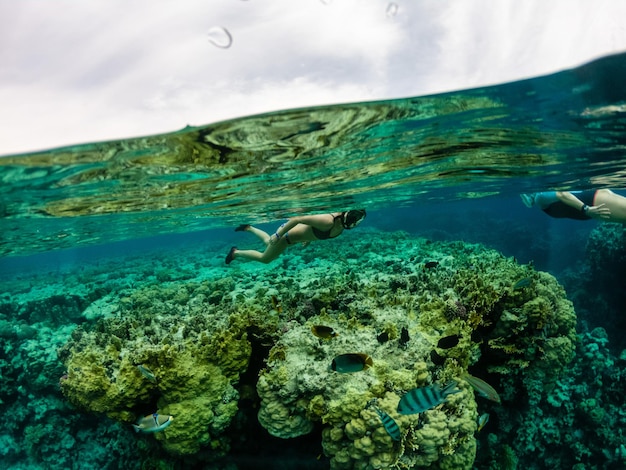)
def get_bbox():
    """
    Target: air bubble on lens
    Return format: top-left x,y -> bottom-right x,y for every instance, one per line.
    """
207,27 -> 233,49
386,3 -> 398,17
